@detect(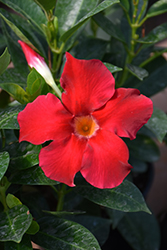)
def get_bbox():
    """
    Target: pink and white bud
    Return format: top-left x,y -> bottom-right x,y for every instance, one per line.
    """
18,40 -> 61,98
